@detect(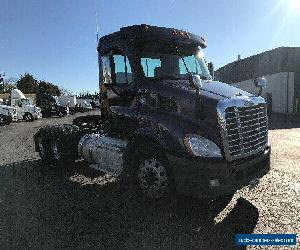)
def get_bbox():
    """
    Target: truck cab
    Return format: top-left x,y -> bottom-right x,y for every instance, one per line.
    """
35,25 -> 270,202
36,91 -> 69,118
11,89 -> 42,121
0,104 -> 17,126
97,25 -> 270,198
